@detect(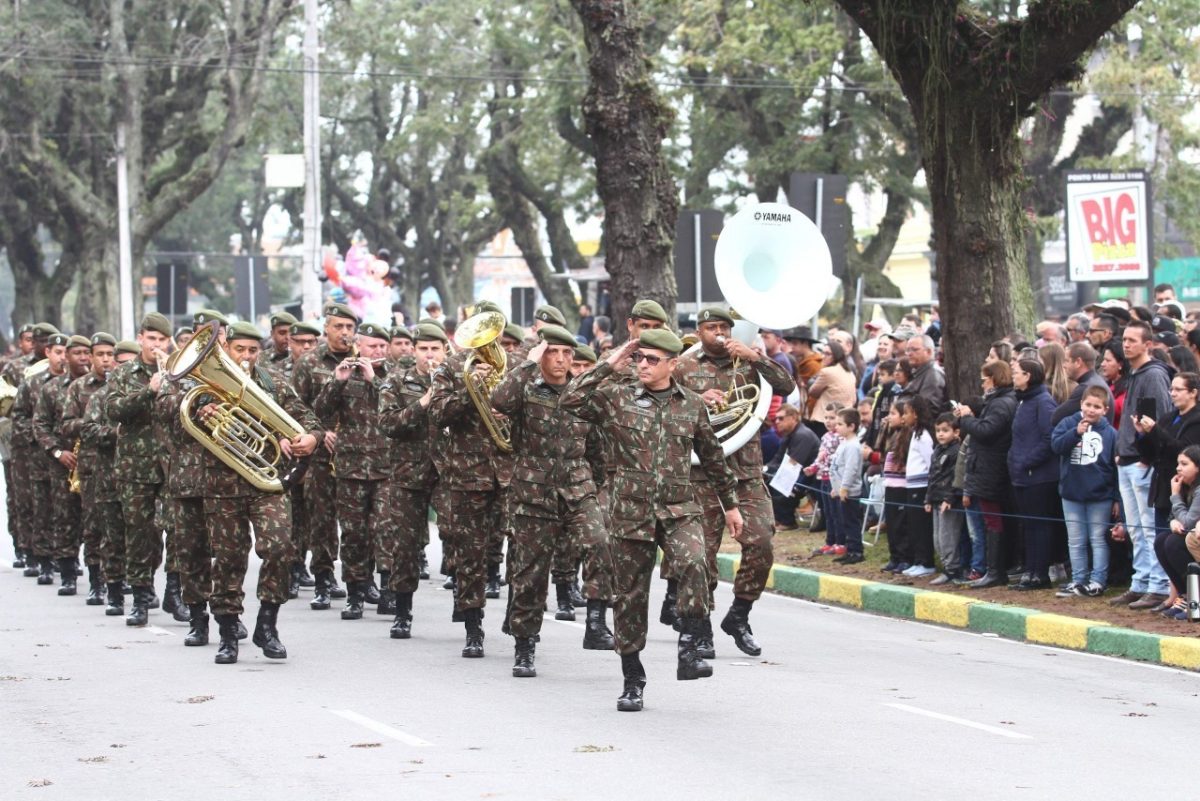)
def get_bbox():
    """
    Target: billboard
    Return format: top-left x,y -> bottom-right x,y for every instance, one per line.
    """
1065,170 -> 1151,282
